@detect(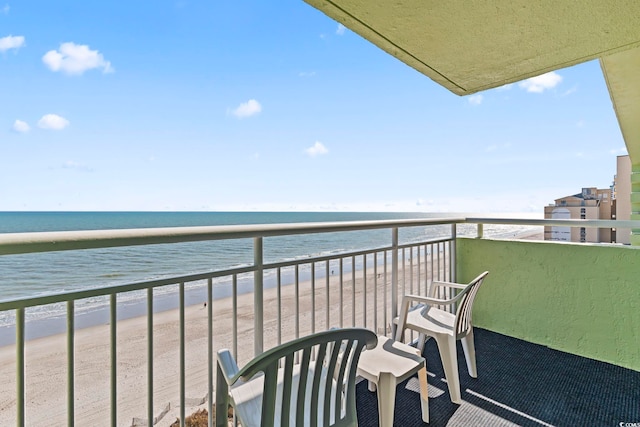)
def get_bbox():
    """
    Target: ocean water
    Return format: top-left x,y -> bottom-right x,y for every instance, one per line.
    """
0,211 -> 534,336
